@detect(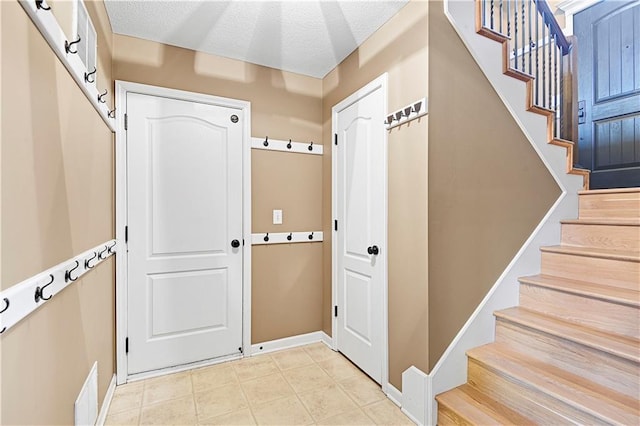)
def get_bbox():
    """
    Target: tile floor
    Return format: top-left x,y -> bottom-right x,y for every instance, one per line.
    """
105,343 -> 414,425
